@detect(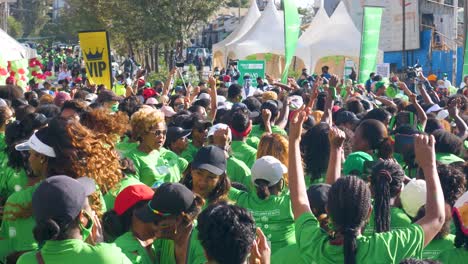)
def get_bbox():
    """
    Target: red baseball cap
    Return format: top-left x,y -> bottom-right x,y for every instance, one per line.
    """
223,75 -> 231,82
114,184 -> 154,215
